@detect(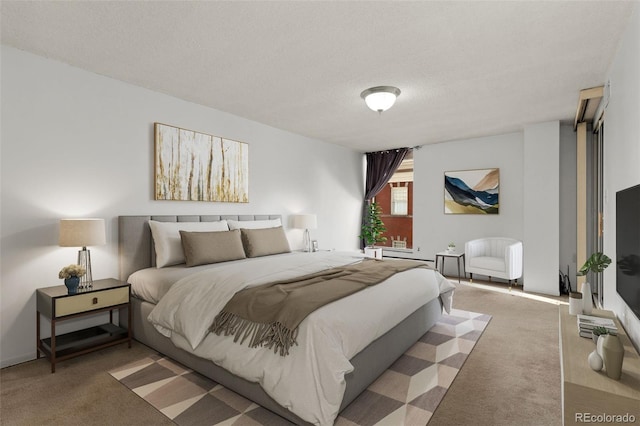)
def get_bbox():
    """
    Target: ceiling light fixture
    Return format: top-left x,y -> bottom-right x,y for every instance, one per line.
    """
360,86 -> 401,113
